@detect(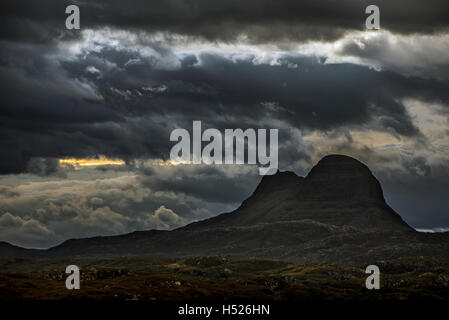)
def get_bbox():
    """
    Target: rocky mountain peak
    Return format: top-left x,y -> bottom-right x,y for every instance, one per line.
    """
304,154 -> 385,204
